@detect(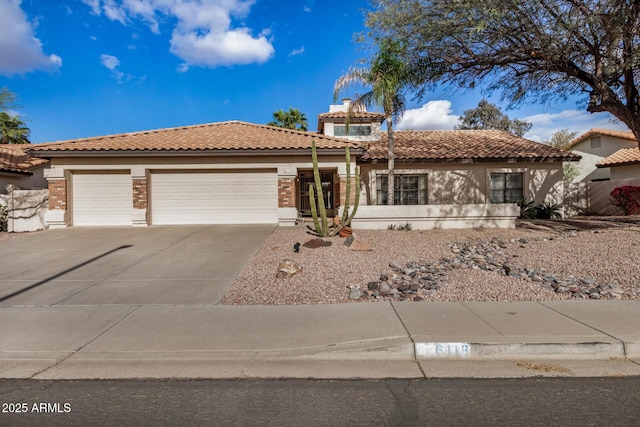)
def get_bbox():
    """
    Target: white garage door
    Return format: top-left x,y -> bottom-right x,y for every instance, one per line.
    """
151,171 -> 278,225
72,173 -> 133,226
